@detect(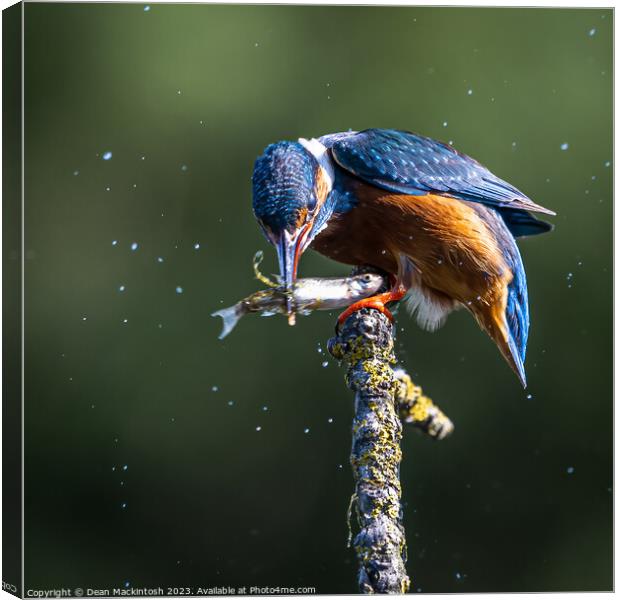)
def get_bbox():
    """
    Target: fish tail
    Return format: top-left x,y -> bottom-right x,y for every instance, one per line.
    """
211,304 -> 243,339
